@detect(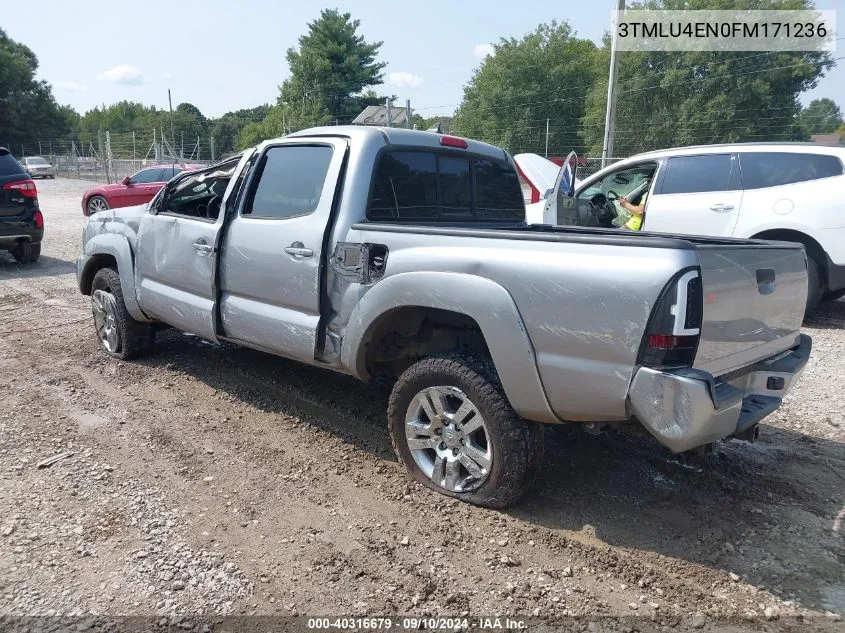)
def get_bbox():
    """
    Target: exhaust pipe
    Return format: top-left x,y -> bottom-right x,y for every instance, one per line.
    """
733,424 -> 760,443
